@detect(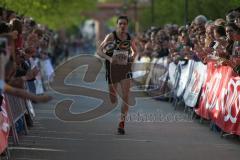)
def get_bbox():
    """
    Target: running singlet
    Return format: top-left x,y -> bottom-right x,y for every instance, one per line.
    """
105,31 -> 132,84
